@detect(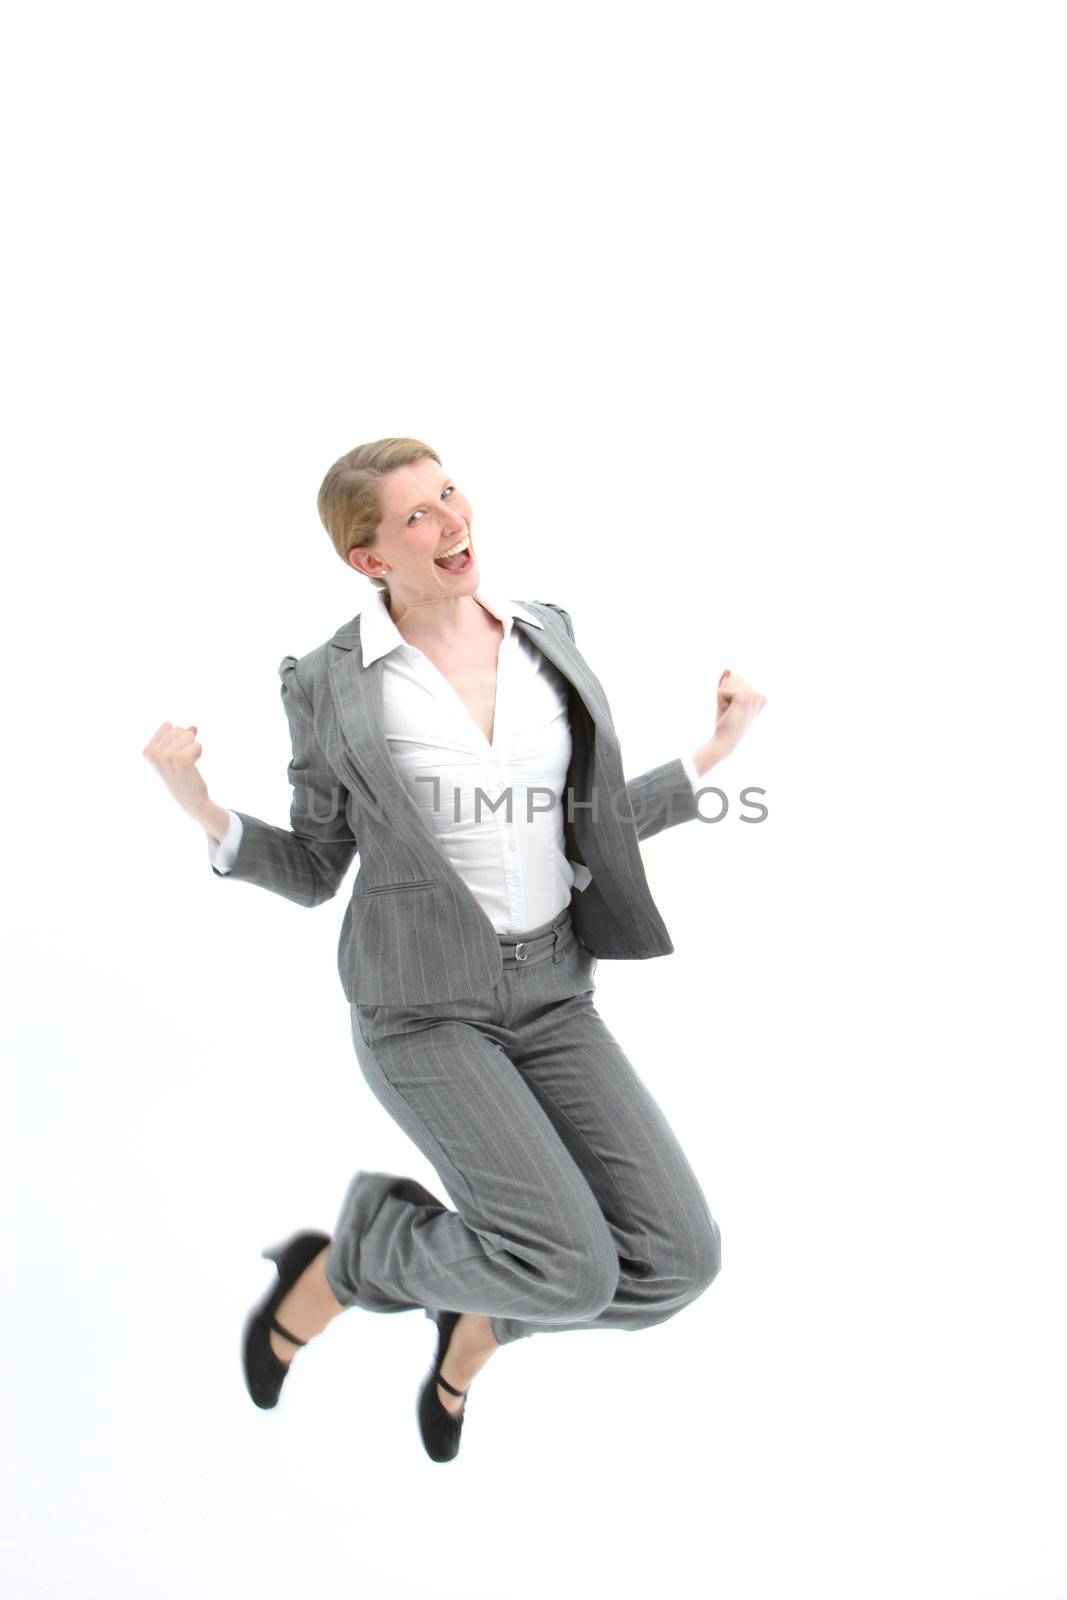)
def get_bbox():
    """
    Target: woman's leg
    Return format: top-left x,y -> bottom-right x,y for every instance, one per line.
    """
491,973 -> 723,1344
324,1006 -> 623,1349
265,1244 -> 344,1363
292,910 -> 718,1392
